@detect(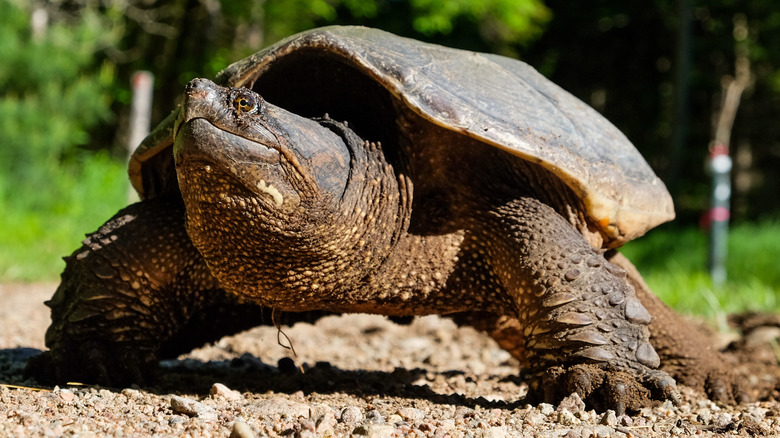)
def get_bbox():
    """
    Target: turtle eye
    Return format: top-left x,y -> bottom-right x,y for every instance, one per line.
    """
233,93 -> 258,113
